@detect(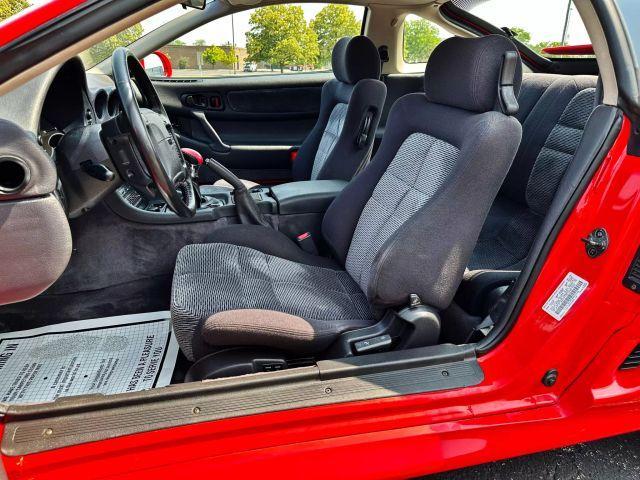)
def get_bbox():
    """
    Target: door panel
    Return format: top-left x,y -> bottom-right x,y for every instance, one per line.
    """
154,73 -> 331,184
